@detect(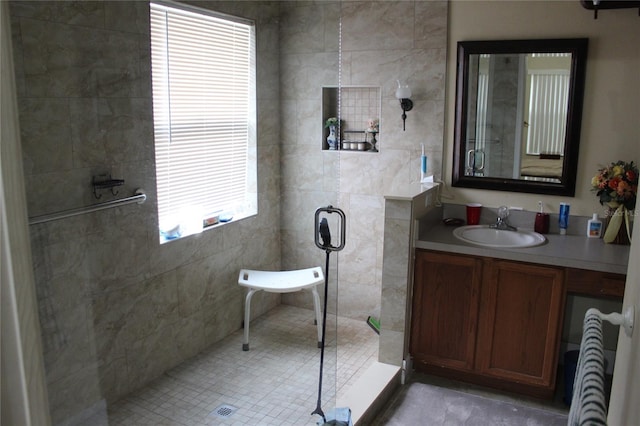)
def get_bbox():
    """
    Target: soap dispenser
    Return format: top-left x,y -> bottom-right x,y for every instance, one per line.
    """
587,213 -> 603,238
